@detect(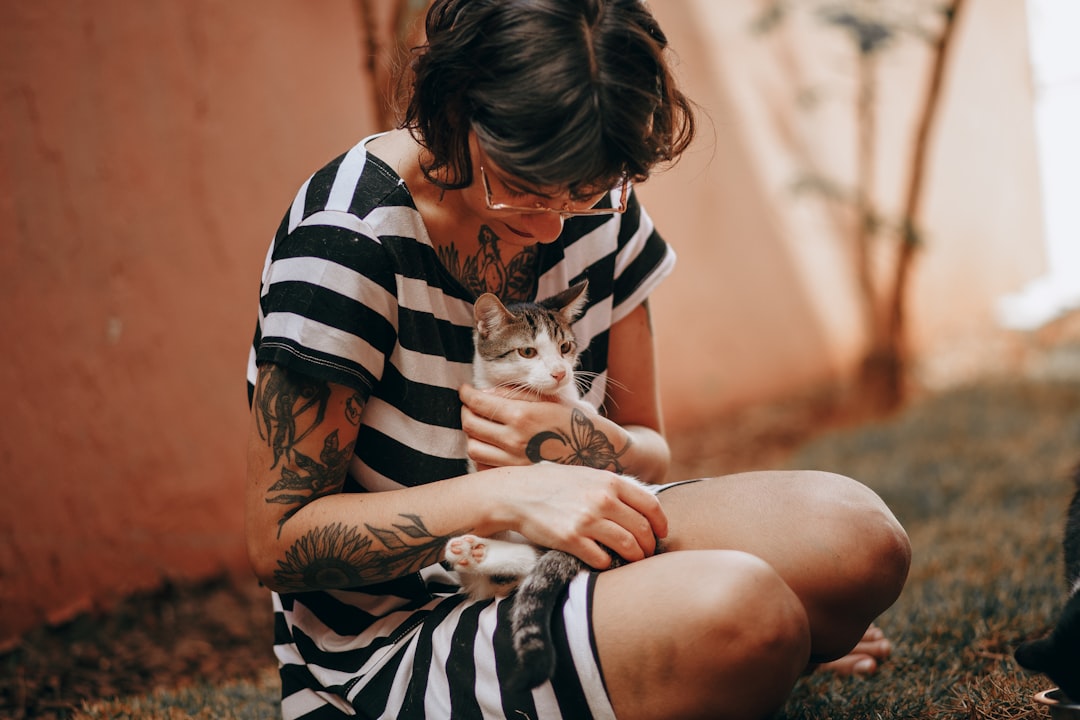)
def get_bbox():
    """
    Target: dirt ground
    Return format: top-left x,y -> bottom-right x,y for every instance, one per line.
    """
5,310 -> 1078,719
